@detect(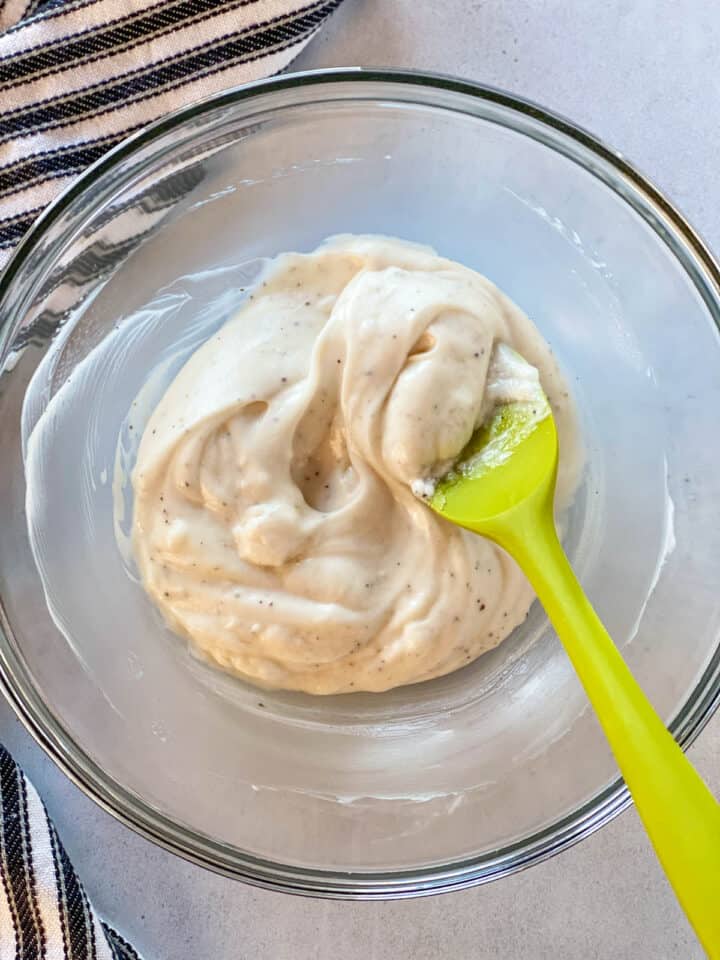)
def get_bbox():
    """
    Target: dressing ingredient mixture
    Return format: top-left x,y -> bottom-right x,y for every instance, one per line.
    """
131,235 -> 577,693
